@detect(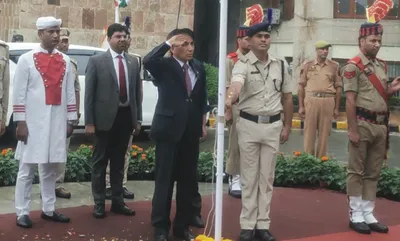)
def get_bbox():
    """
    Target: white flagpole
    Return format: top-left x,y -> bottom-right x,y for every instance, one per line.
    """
215,0 -> 228,240
115,2 -> 120,23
